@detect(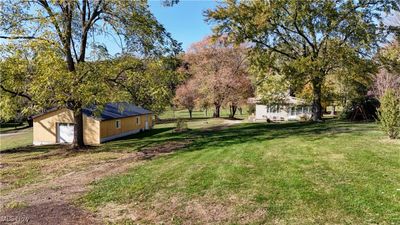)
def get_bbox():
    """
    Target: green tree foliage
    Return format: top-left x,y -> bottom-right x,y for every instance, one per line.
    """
0,0 -> 181,147
206,0 -> 399,121
377,89 -> 400,139
110,56 -> 185,116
